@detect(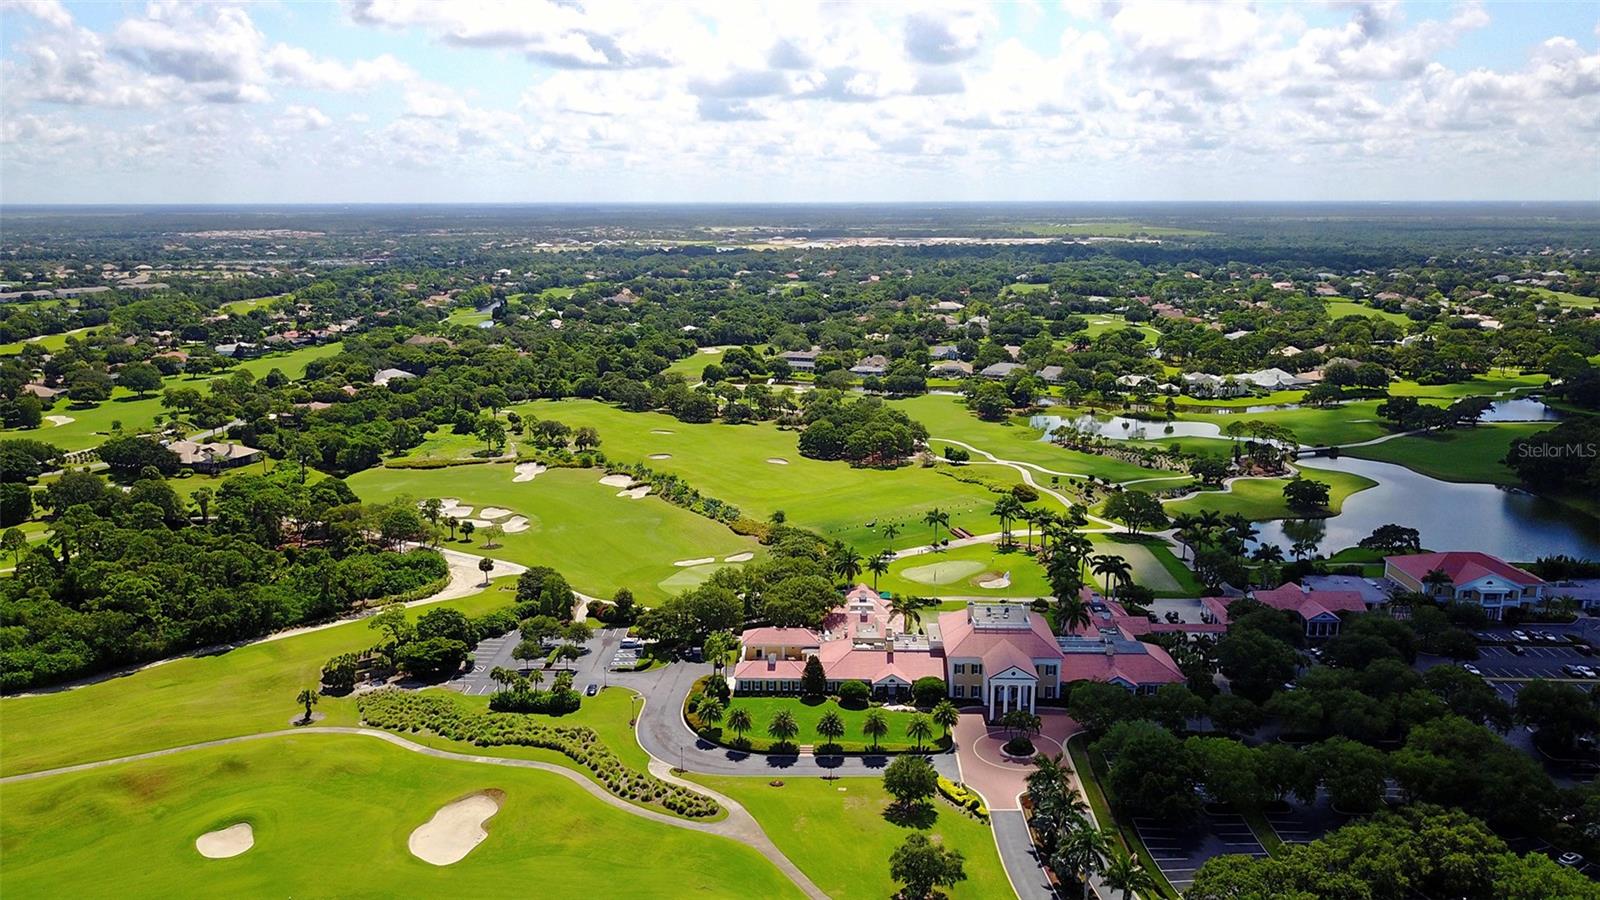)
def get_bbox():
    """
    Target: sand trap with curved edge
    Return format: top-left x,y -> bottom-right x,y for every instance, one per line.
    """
409,791 -> 503,866
674,557 -> 716,567
44,415 -> 75,426
502,516 -> 530,533
617,486 -> 651,499
465,518 -> 491,528
766,457 -> 789,465
650,429 -> 674,435
512,462 -> 546,482
648,453 -> 671,460
978,572 -> 1012,589
724,552 -> 754,562
196,822 -> 254,859
598,474 -> 633,488
480,507 -> 512,519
